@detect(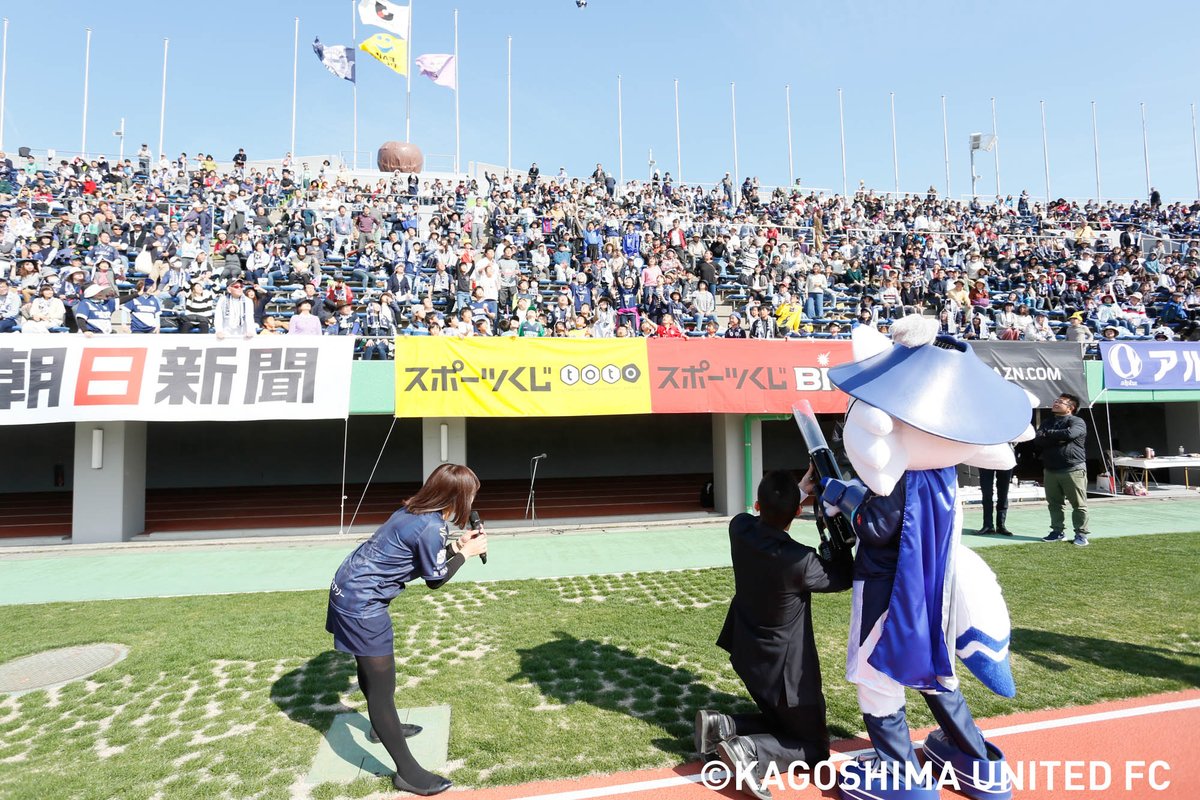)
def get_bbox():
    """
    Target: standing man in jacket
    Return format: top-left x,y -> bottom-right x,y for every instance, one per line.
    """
1036,393 -> 1090,546
697,470 -> 853,799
